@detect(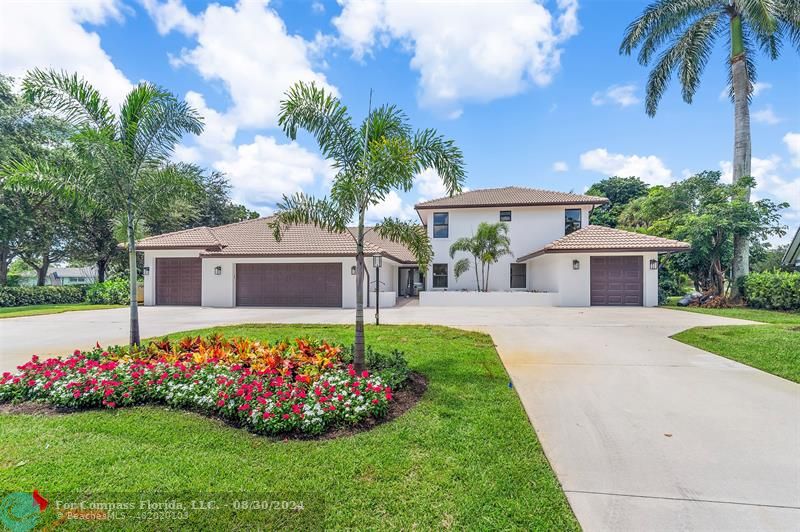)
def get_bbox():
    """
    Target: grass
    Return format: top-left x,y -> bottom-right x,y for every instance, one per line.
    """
666,301 -> 800,383
0,303 -> 123,319
0,324 -> 577,530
